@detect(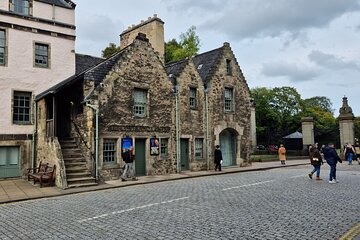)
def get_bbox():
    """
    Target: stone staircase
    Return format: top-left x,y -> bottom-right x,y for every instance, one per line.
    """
59,138 -> 97,188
